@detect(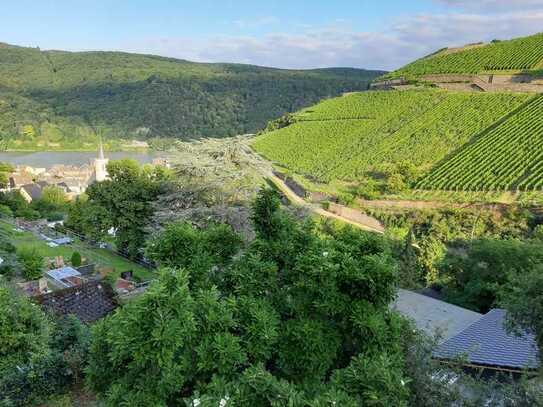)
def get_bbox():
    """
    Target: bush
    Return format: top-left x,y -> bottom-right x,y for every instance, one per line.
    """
16,207 -> 41,221
71,251 -> 82,267
17,246 -> 44,281
0,204 -> 12,218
